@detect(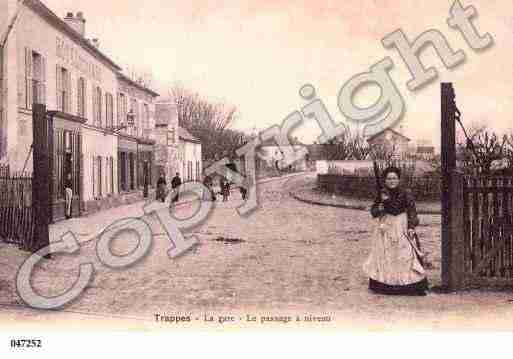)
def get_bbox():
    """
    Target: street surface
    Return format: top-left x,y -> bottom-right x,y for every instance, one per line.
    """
2,173 -> 513,329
